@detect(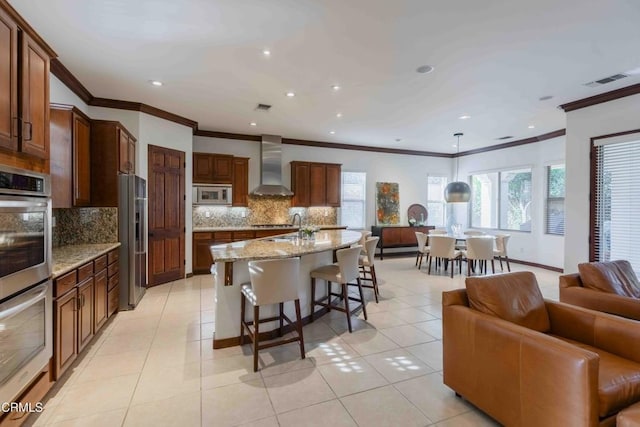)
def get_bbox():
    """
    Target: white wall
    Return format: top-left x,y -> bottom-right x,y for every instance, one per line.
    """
456,137 -> 566,269
193,136 -> 453,229
50,75 -> 90,115
564,93 -> 640,273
